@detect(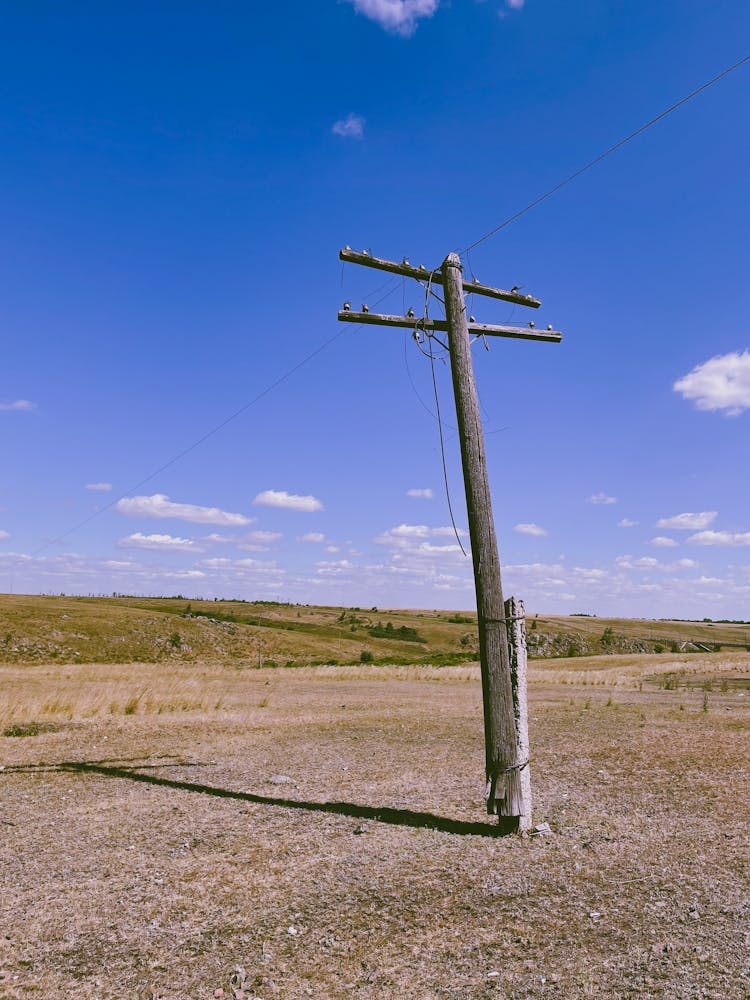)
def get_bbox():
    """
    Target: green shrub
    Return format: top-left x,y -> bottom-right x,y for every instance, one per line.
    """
368,622 -> 424,643
4,722 -> 40,738
359,649 -> 374,663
